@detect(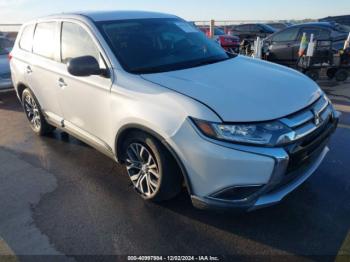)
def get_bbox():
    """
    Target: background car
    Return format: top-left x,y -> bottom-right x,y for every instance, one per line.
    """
266,22 -> 292,31
0,36 -> 13,90
264,22 -> 350,67
228,23 -> 276,42
319,15 -> 350,26
199,27 -> 240,53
